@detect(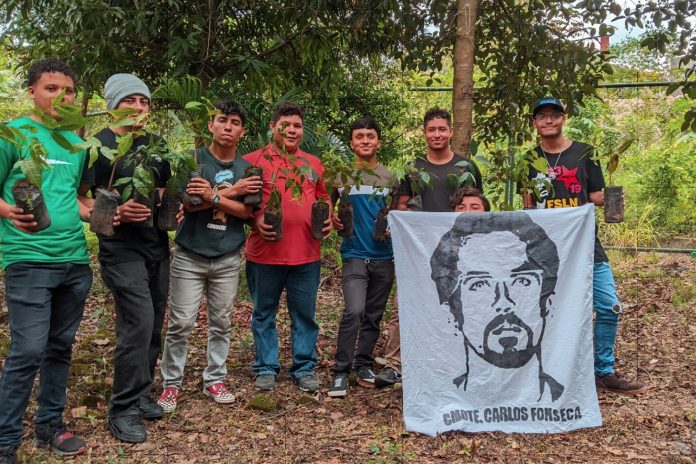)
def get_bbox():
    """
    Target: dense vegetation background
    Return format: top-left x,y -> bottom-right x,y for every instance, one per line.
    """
0,3 -> 695,461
